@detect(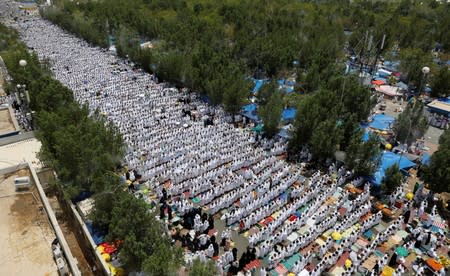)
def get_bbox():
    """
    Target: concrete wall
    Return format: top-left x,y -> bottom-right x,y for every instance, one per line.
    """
0,131 -> 35,146
28,162 -> 82,276
0,162 -> 82,276
54,186 -> 111,276
0,106 -> 21,138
